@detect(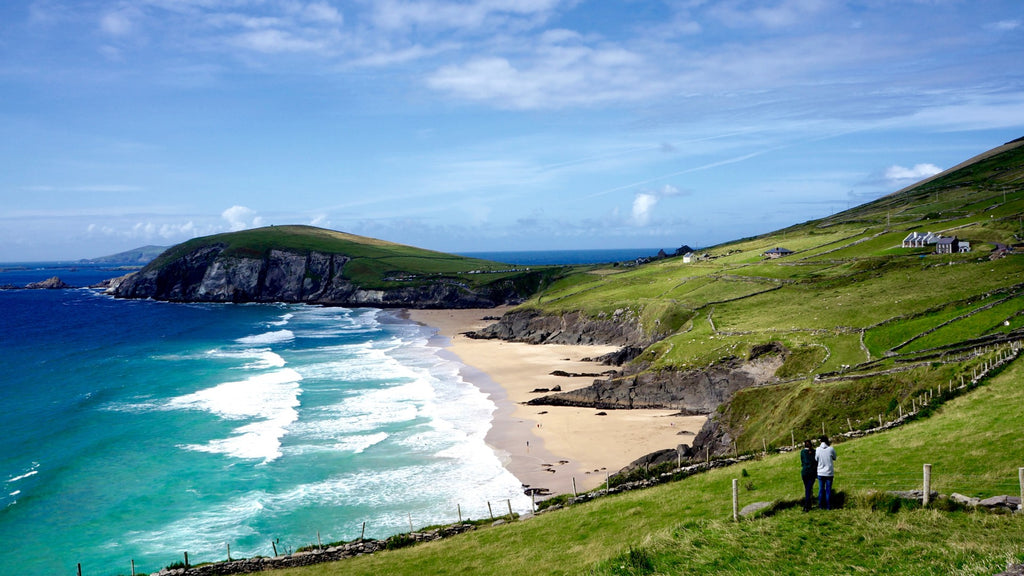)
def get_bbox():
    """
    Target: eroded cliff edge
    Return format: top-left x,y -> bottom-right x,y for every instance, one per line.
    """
111,244 -> 537,308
